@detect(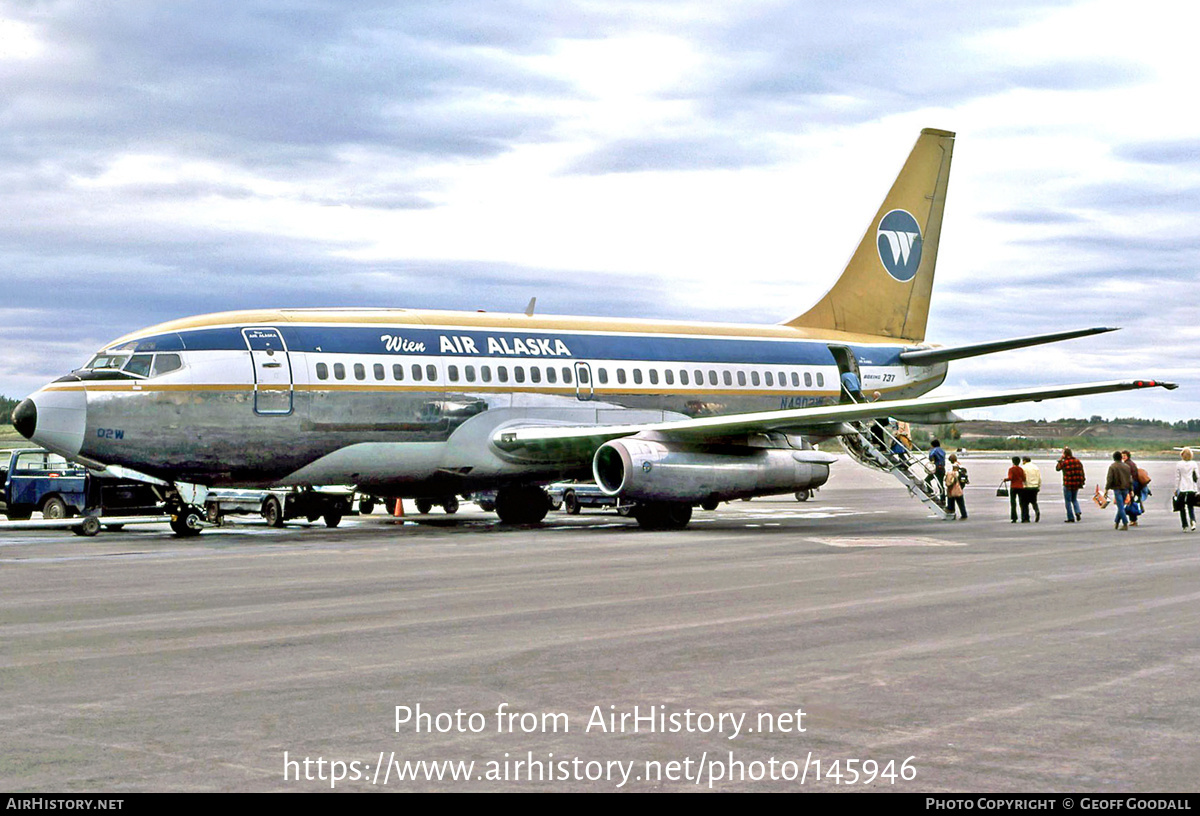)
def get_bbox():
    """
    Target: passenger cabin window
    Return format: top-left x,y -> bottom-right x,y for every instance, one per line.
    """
579,367 -> 591,384
545,367 -> 556,384
632,369 -> 643,385
680,370 -> 689,386
466,365 -> 476,383
482,366 -> 492,383
497,366 -> 508,383
664,370 -> 673,385
354,363 -> 365,381
374,363 -> 385,381
792,372 -> 800,387
751,371 -> 760,387
723,371 -> 732,386
334,363 -> 346,380
648,370 -> 658,385
426,364 -> 436,381
764,372 -> 773,387
804,372 -> 813,387
617,369 -> 627,385
816,373 -> 825,387
514,366 -> 526,383
529,367 -> 541,384
316,363 -> 329,380
448,365 -> 459,382
737,371 -> 746,387
595,368 -> 605,385
393,364 -> 404,381
562,367 -> 573,384
412,364 -> 423,382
